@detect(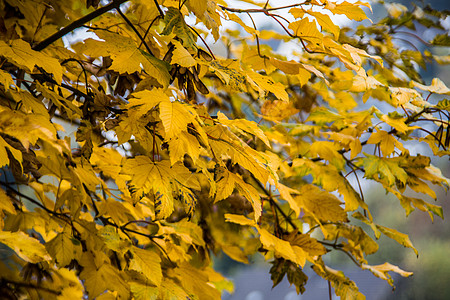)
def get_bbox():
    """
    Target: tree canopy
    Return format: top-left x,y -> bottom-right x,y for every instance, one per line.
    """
0,0 -> 449,299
